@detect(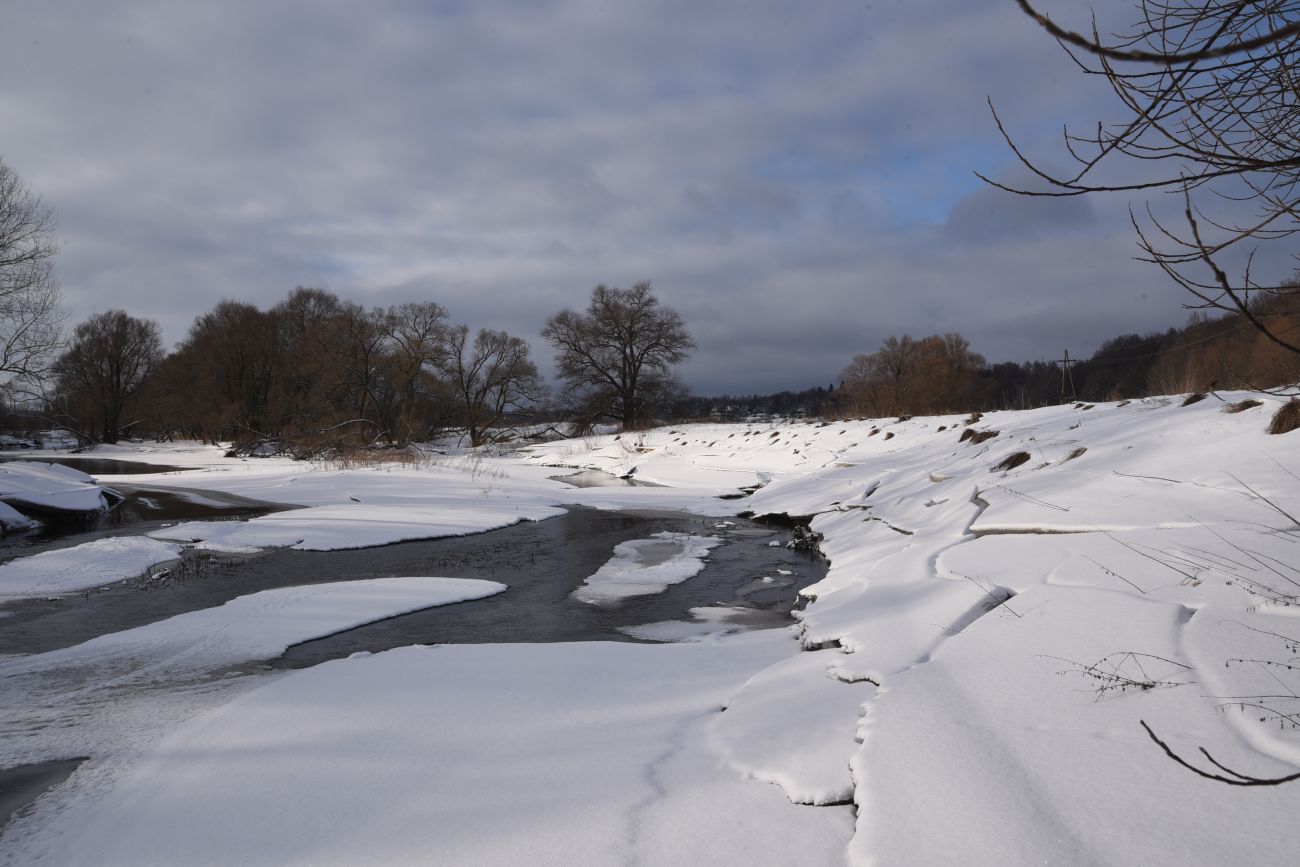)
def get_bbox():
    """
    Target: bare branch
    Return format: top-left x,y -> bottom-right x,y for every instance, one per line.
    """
1140,720 -> 1300,785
